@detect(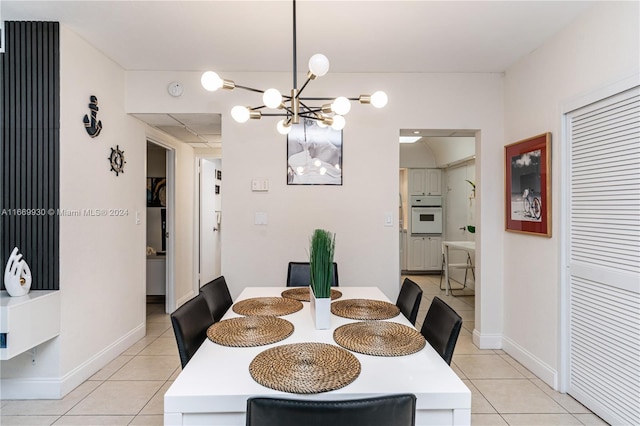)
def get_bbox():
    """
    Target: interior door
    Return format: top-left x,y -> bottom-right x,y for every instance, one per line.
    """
199,158 -> 222,286
566,86 -> 640,425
